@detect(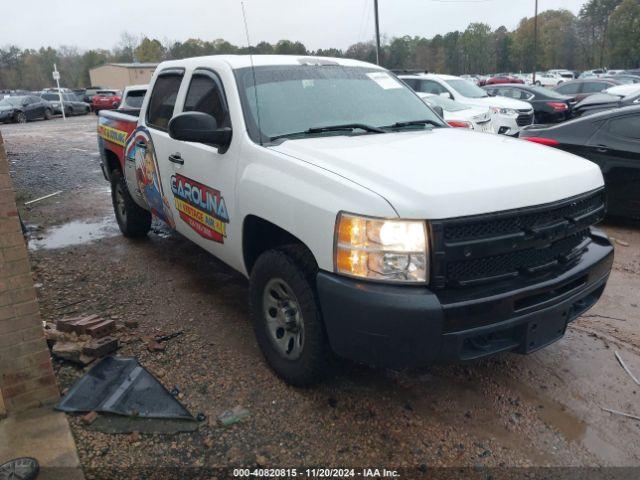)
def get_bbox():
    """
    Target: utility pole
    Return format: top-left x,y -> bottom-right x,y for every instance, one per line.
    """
532,0 -> 539,84
374,0 -> 381,65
